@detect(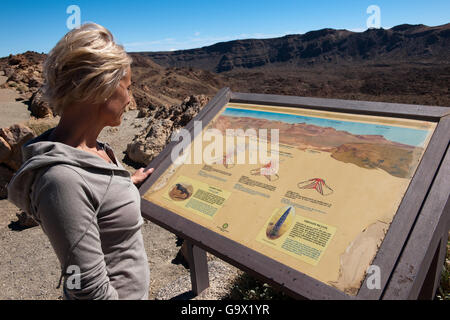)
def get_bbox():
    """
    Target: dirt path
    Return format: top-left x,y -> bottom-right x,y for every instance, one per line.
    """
0,84 -> 33,228
0,104 -> 240,299
0,88 -> 31,128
